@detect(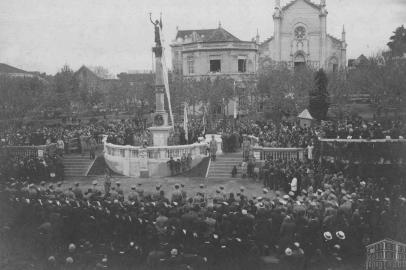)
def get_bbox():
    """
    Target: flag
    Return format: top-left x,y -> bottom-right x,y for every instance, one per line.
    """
202,106 -> 206,135
158,20 -> 174,126
183,102 -> 188,143
233,81 -> 238,119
